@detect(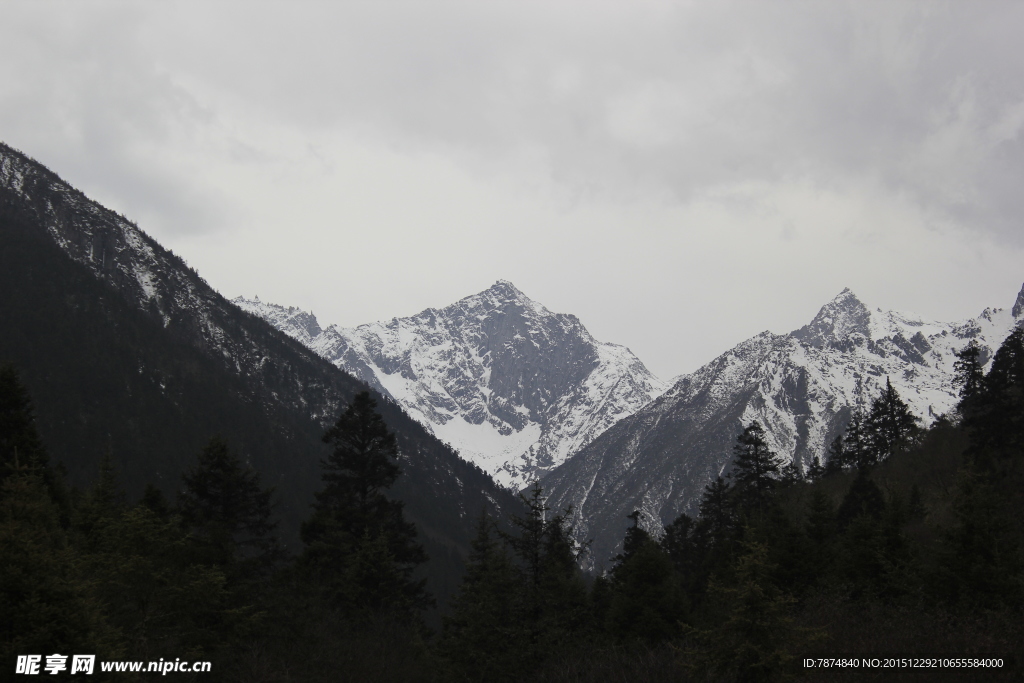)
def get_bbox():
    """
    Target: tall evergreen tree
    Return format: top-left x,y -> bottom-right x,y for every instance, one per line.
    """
1,474 -> 118,667
437,512 -> 521,681
300,392 -> 429,615
179,436 -> 279,576
841,409 -> 871,470
824,432 -> 847,473
699,476 -> 737,549
500,484 -> 589,660
729,422 -> 785,515
0,365 -> 67,515
612,510 -> 652,568
836,469 -> 885,531
965,327 -> 1024,471
688,541 -> 805,683
606,533 -> 684,644
864,378 -> 921,464
953,339 -> 986,406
